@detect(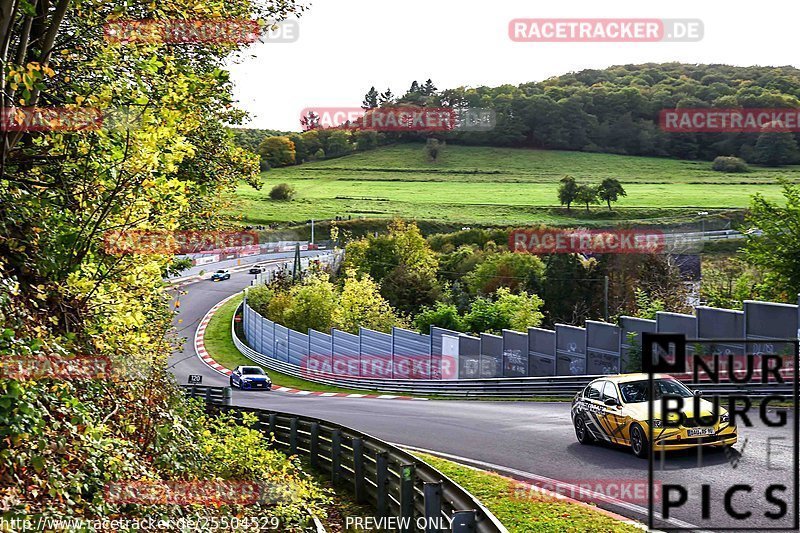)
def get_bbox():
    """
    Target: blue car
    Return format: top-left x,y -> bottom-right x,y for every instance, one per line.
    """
230,365 -> 272,390
210,269 -> 231,281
